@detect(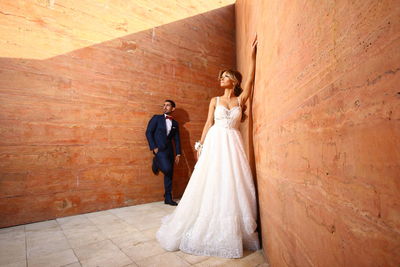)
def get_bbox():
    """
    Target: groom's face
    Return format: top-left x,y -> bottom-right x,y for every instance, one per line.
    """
163,101 -> 175,114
